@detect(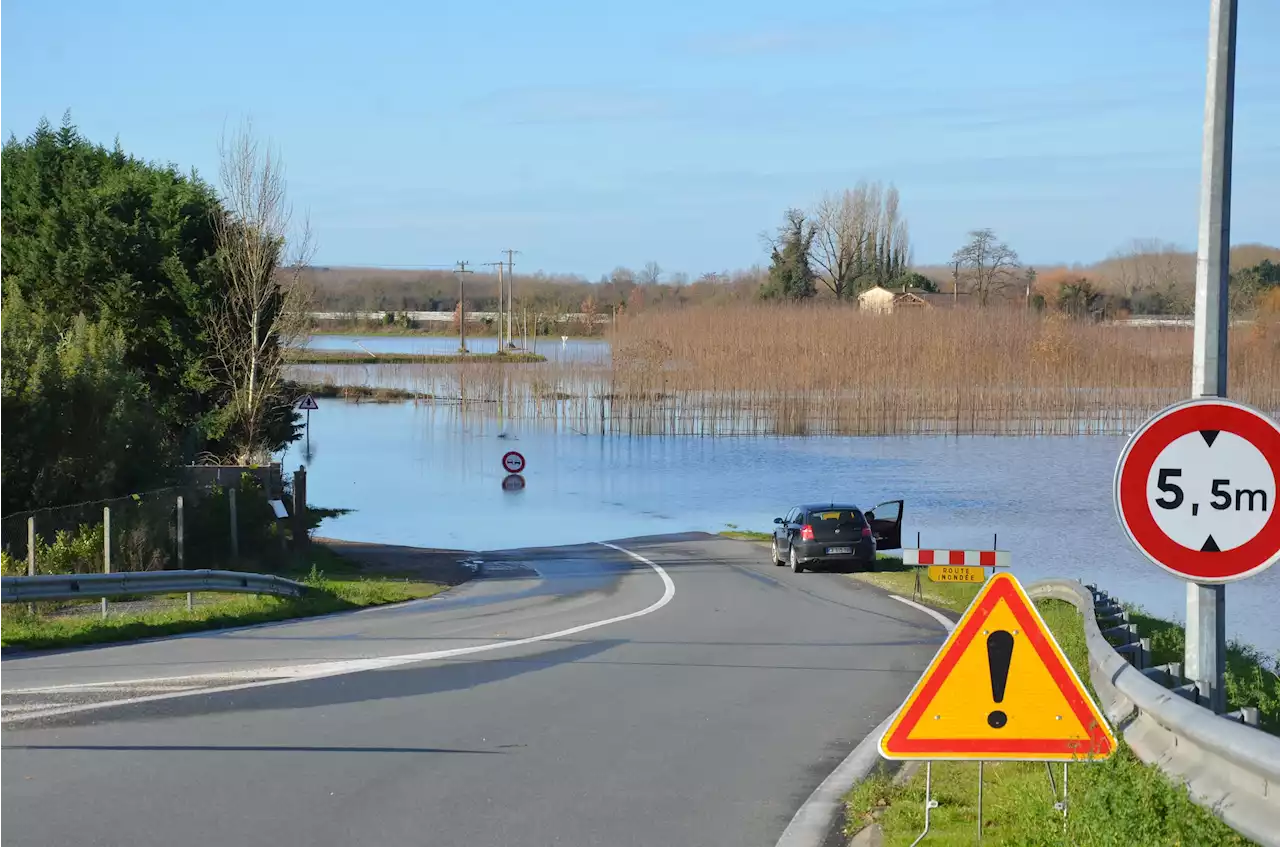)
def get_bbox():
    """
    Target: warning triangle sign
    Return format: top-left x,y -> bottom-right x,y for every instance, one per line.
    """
879,572 -> 1116,761
296,394 -> 319,411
